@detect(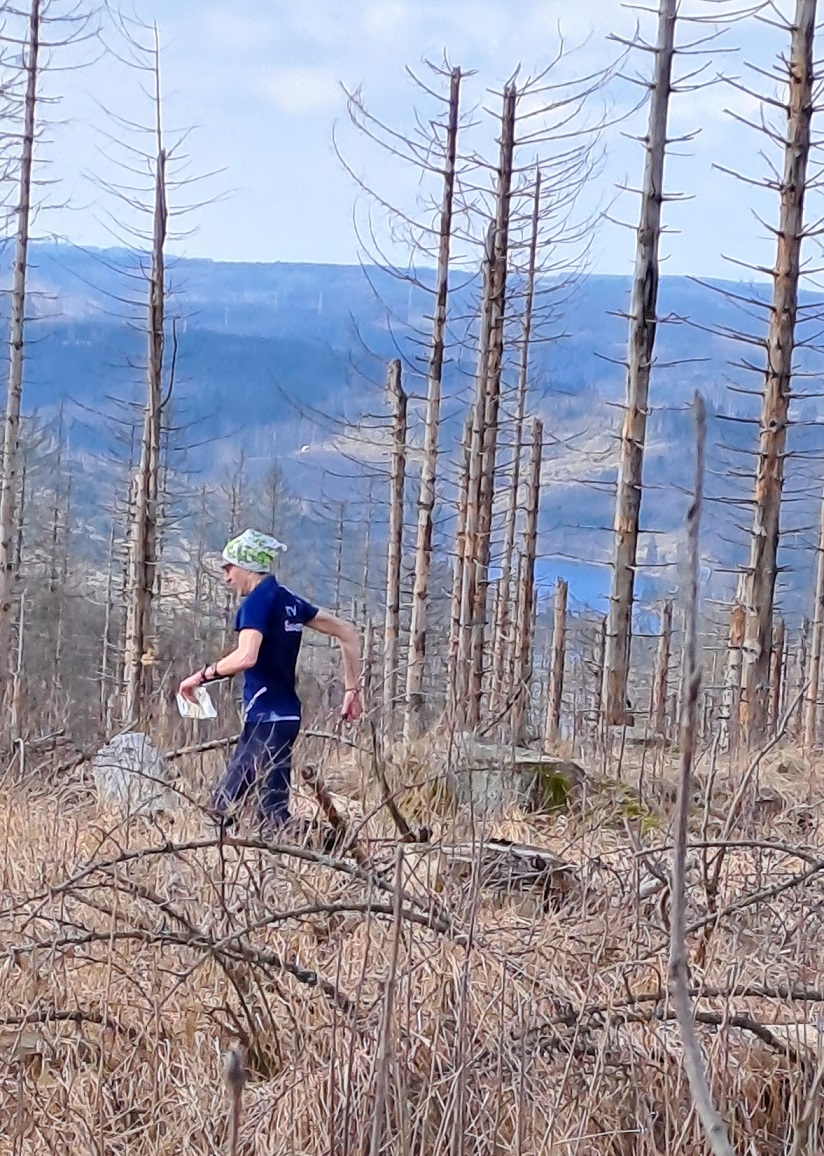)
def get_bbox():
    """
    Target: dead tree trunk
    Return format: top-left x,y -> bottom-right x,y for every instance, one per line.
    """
383,360 -> 407,713
448,407 -> 473,717
100,515 -> 116,725
461,84 -> 516,727
593,616 -> 608,755
511,419 -> 542,743
13,456 -> 26,574
10,592 -> 25,749
741,0 -> 816,743
668,394 -> 735,1156
795,615 -> 811,739
604,0 -> 677,726
404,67 -> 461,741
361,481 -> 374,609
123,133 -> 167,725
770,617 -> 786,732
0,0 -> 41,698
52,474 -> 71,708
544,577 -> 568,748
333,501 -> 345,614
723,603 -> 746,754
455,228 -> 494,713
651,599 -> 674,737
363,618 -> 375,707
492,167 -> 541,713
804,485 -> 824,747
